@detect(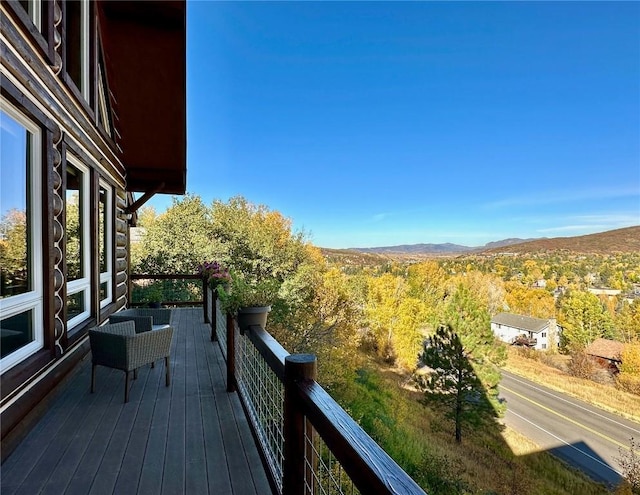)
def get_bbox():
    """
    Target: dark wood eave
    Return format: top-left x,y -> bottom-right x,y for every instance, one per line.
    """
97,0 -> 187,195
